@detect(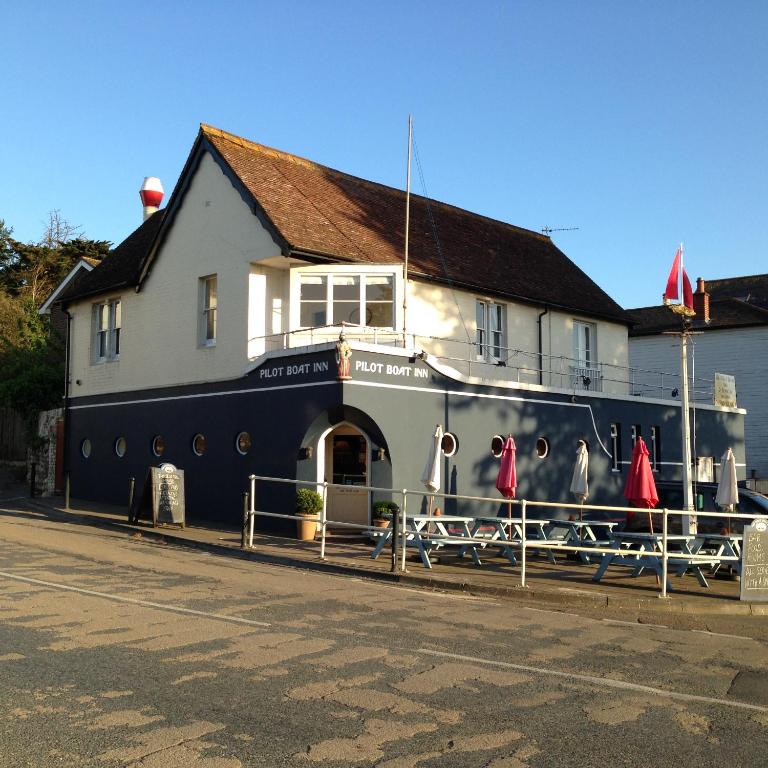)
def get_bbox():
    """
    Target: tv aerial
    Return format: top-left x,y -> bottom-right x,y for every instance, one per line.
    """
541,226 -> 580,235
